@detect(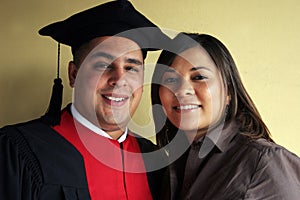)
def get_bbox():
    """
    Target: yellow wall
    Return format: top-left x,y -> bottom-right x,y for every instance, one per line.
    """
1,0 -> 300,156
